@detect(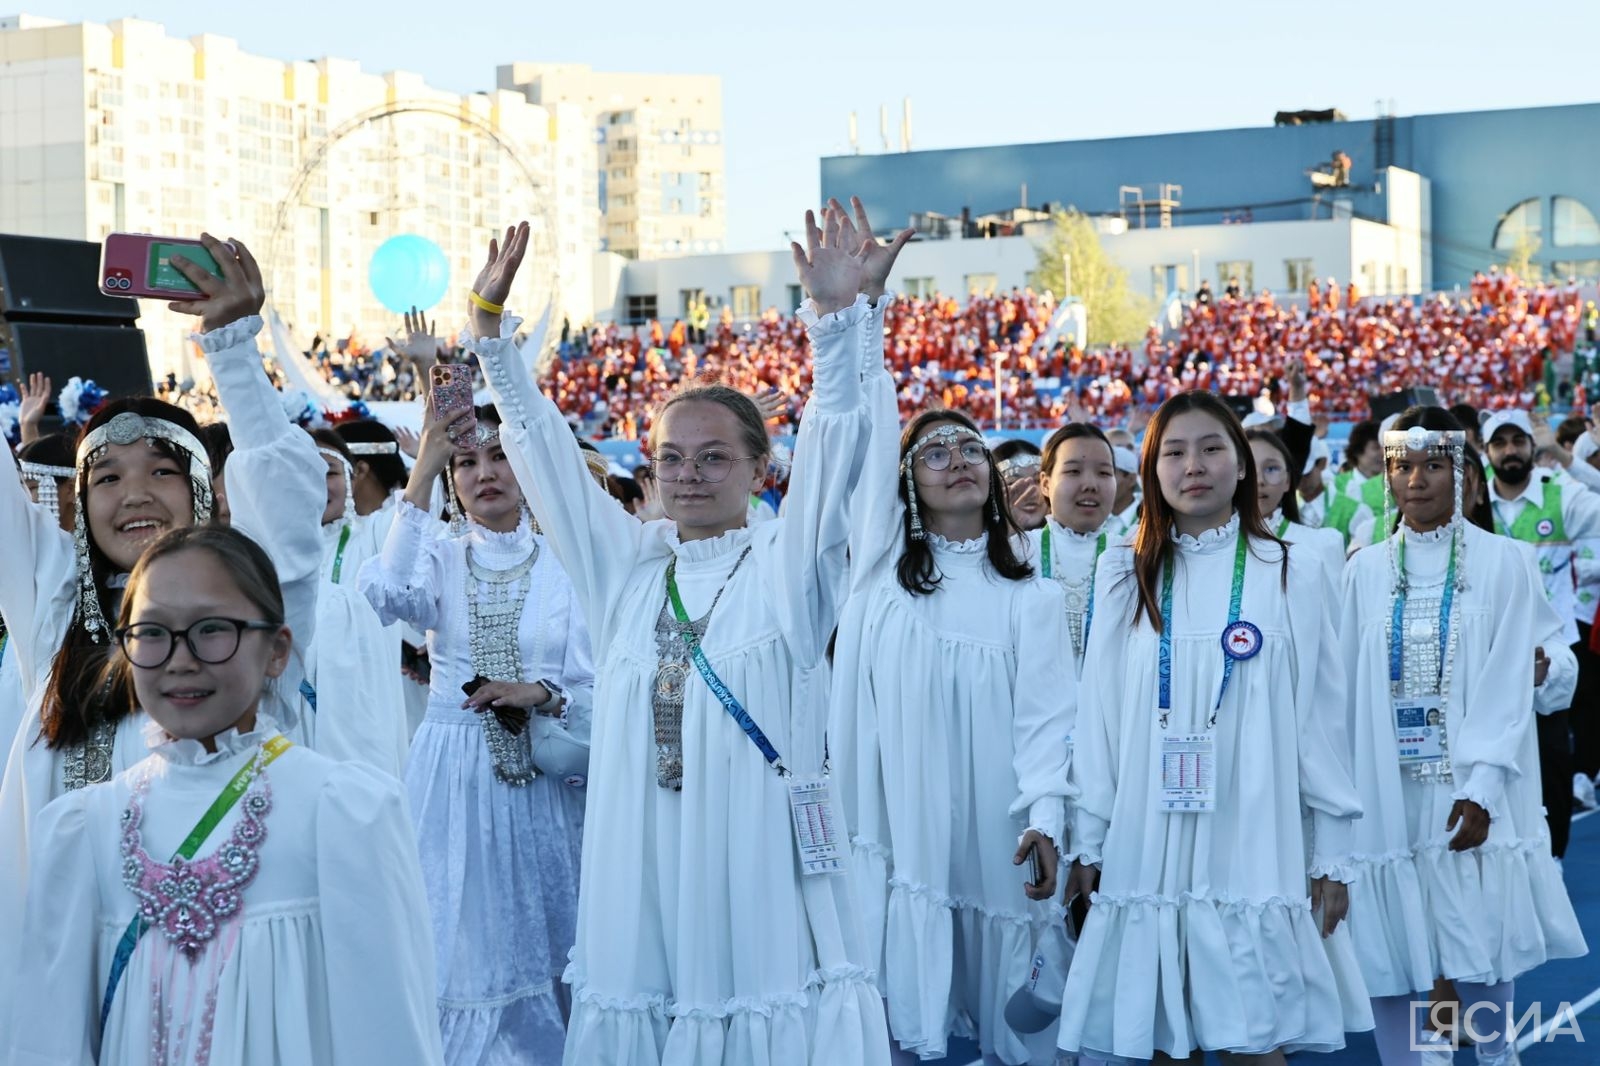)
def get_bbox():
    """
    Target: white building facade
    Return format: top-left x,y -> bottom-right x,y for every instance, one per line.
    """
0,14 -> 598,377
